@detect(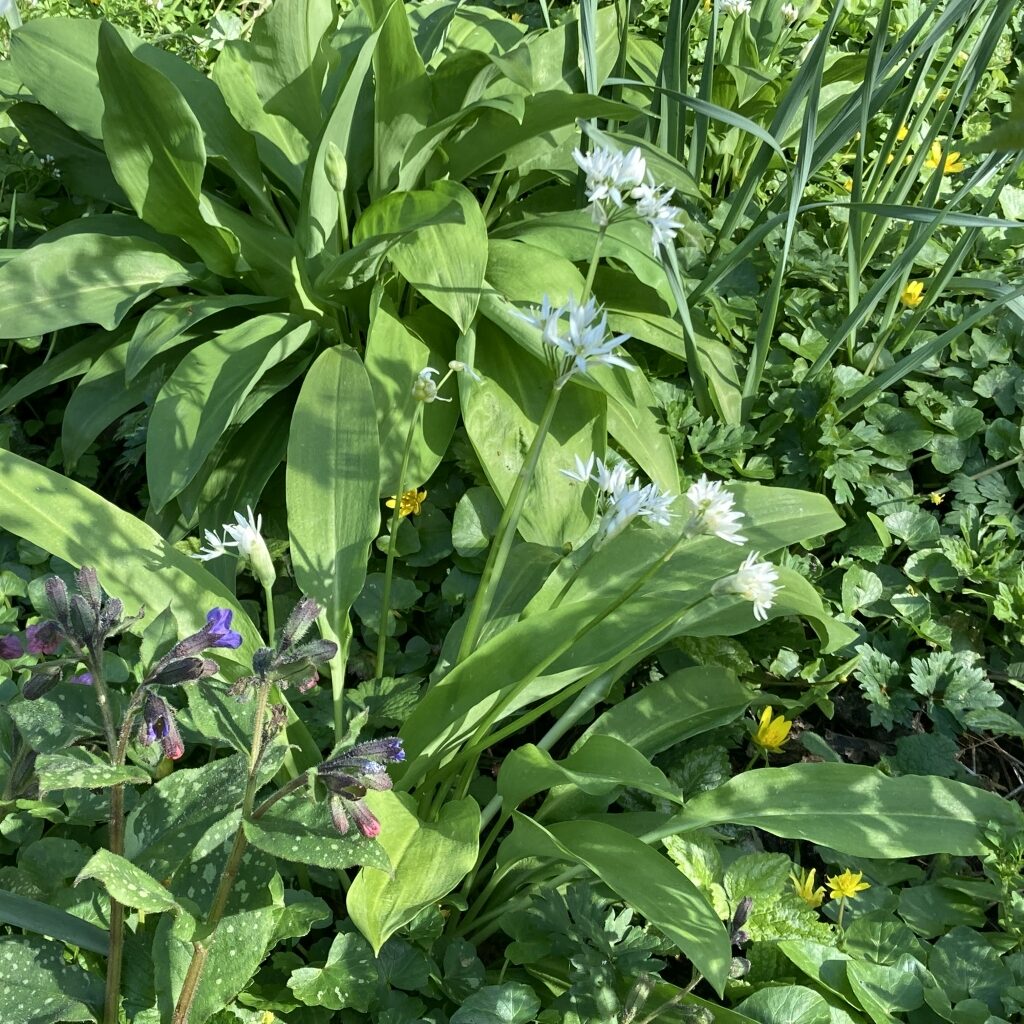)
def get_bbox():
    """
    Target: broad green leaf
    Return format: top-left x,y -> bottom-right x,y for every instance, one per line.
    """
0,234 -> 192,339
0,453 -> 261,663
61,340 -> 148,469
97,23 -> 238,275
736,985 -> 832,1024
462,319 -> 604,547
317,186 -> 464,292
0,332 -> 120,410
673,764 -> 1023,857
450,983 -> 541,1024
578,666 -> 752,755
0,890 -> 108,955
76,849 -> 180,915
508,816 -> 731,994
0,936 -> 102,1023
243,796 -> 391,872
125,756 -> 248,878
287,932 -> 378,1011
364,299 -> 460,494
287,345 -> 380,629
361,0 -> 430,196
388,180 -> 488,332
155,845 -> 279,1024
147,314 -> 316,509
36,749 -> 150,792
498,736 -> 680,812
347,793 -> 480,953
126,294 -> 273,381
297,23 -> 381,259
